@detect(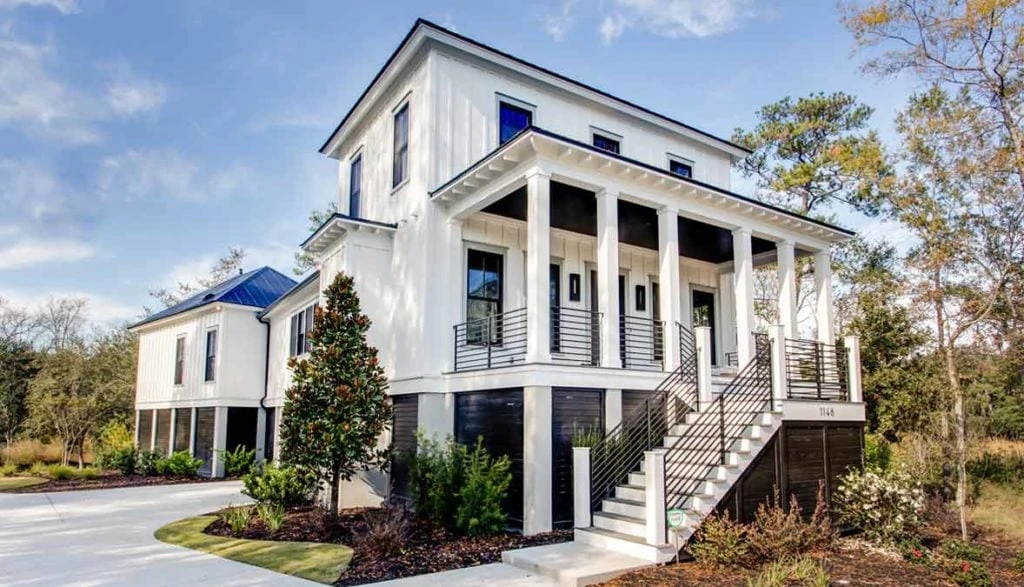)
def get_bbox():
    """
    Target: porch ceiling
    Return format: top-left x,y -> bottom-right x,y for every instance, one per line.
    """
430,127 -> 855,245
